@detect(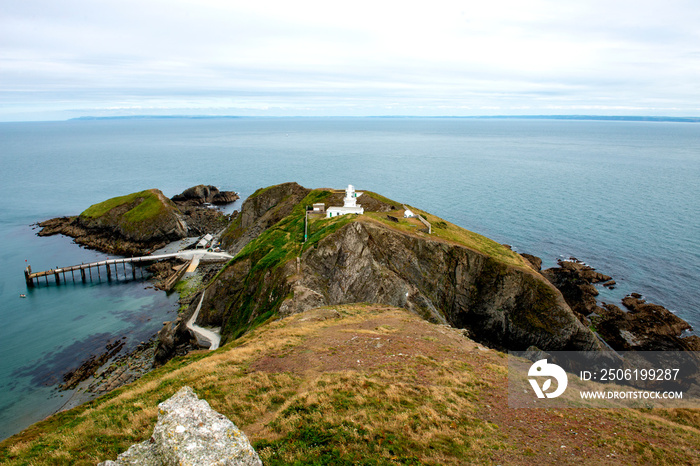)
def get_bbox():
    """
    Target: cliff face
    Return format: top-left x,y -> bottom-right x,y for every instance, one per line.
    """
197,185 -> 602,352
220,182 -> 310,254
